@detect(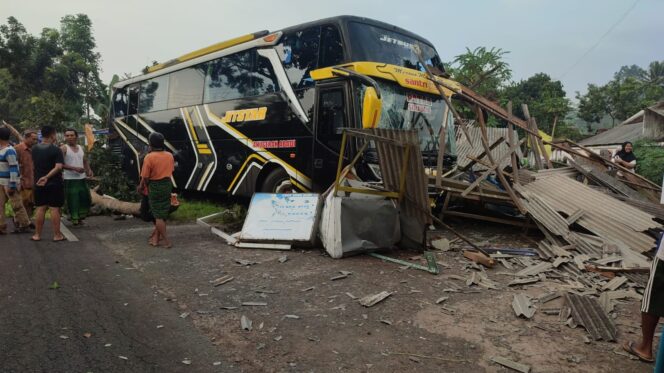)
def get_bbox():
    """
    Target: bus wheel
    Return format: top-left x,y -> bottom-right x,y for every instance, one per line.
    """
261,168 -> 294,193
